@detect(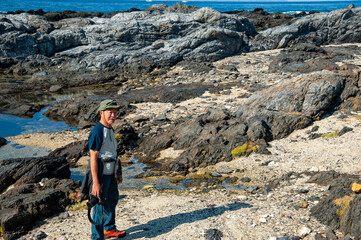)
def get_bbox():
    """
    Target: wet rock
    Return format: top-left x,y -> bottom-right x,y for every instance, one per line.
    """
268,44 -> 360,74
0,137 -> 7,147
0,156 -> 71,192
49,140 -> 88,167
0,156 -> 80,240
226,8 -> 306,32
1,103 -> 44,118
